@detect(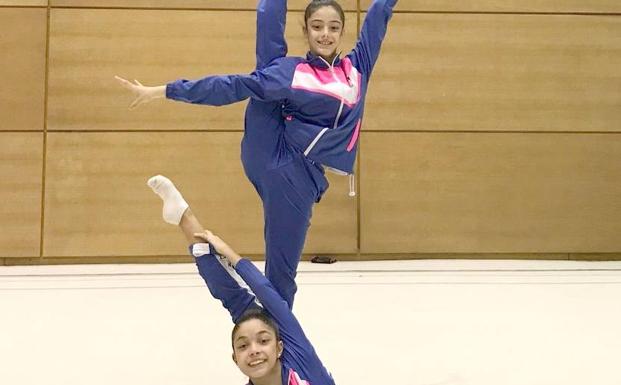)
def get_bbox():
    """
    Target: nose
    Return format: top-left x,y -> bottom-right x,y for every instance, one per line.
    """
248,342 -> 261,355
